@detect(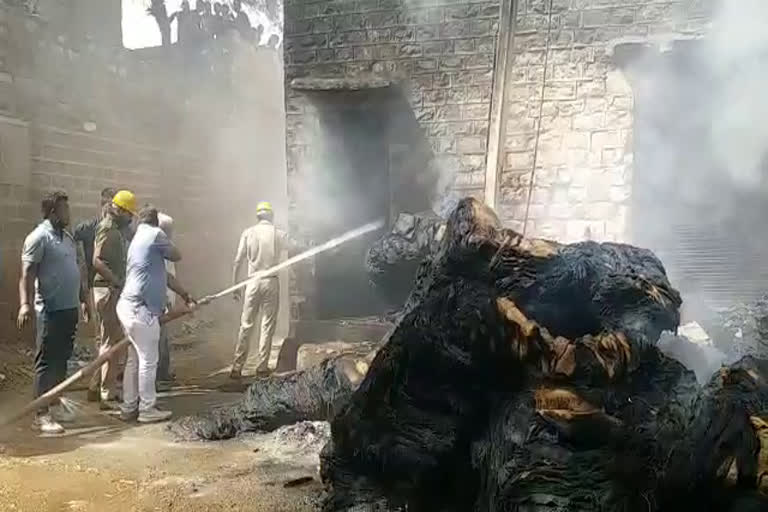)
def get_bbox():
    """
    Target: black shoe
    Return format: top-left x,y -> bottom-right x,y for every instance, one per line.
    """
156,381 -> 173,392
99,400 -> 119,411
119,409 -> 139,422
